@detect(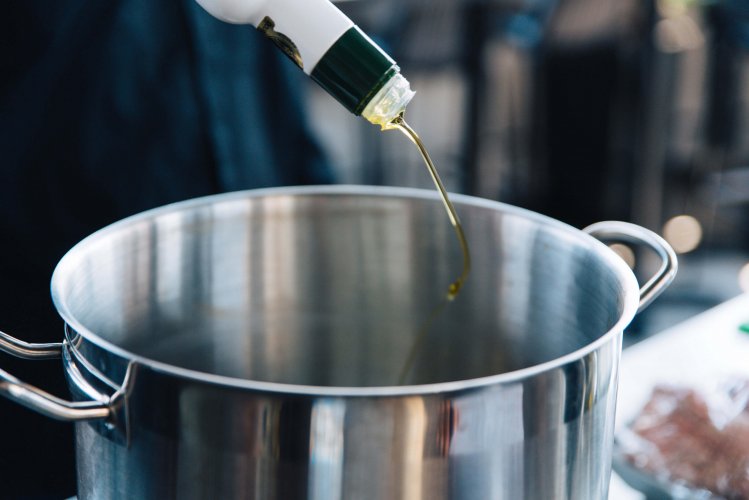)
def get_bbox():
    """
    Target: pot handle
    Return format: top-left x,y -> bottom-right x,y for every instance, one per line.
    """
583,221 -> 678,313
0,330 -> 111,421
